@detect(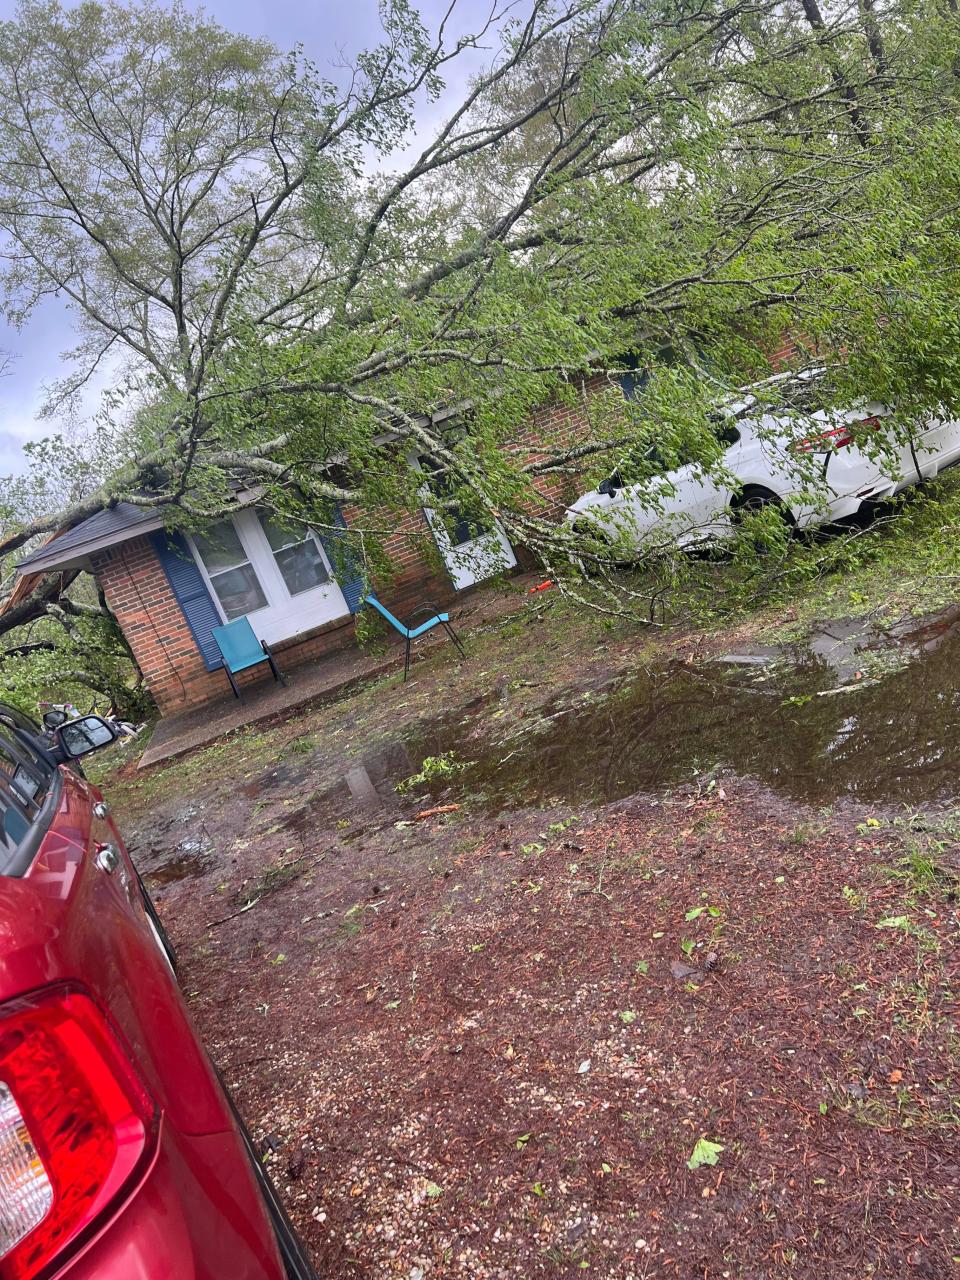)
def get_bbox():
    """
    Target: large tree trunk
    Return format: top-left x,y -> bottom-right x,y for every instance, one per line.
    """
800,0 -> 872,148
